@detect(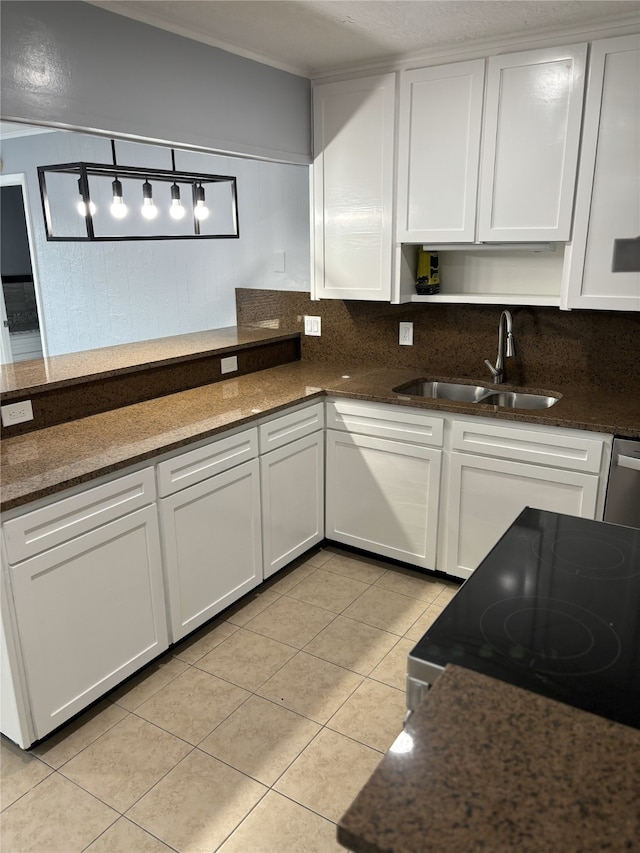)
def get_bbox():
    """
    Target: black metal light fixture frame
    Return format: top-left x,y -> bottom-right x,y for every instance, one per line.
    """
37,141 -> 239,242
